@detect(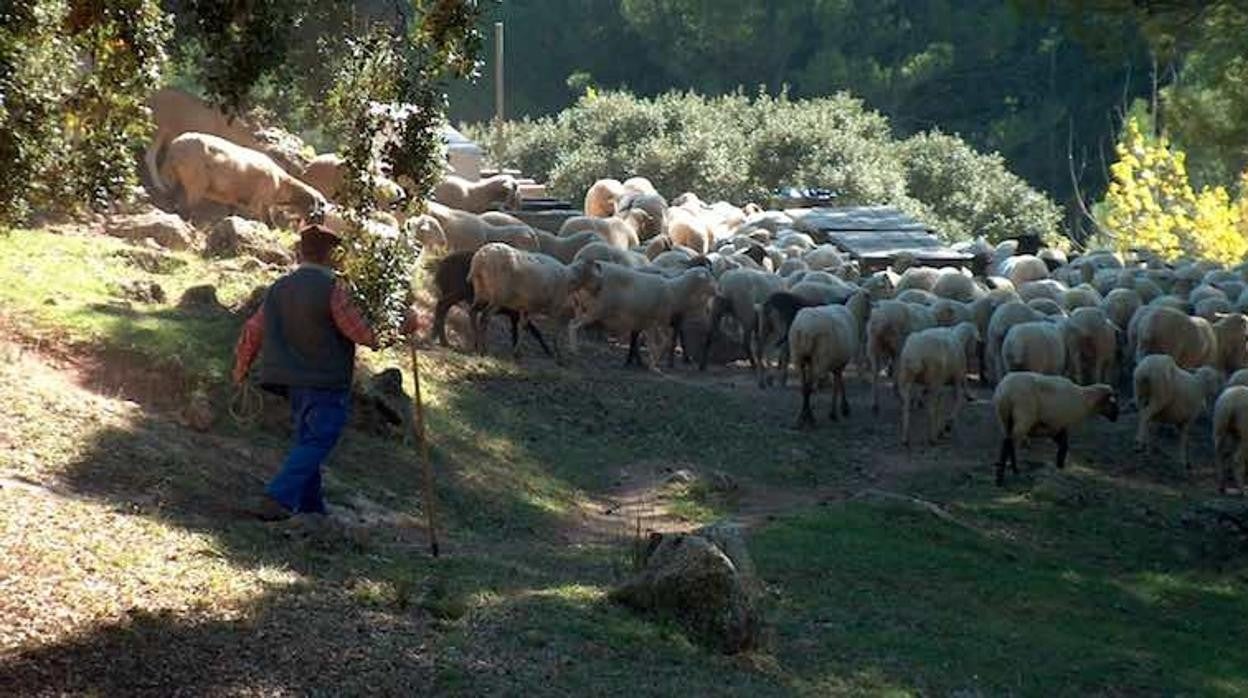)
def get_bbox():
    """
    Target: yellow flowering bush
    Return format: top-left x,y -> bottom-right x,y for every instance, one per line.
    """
1103,118 -> 1248,265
